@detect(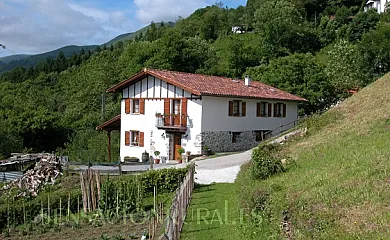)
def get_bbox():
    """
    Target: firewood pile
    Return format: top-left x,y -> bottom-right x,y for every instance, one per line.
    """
2,154 -> 62,197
